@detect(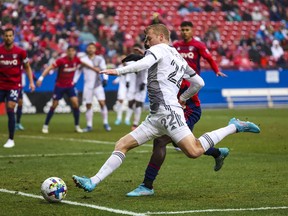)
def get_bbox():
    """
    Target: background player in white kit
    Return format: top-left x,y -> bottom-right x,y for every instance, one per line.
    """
120,44 -> 148,130
113,62 -> 129,126
73,24 -> 260,193
74,43 -> 111,132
